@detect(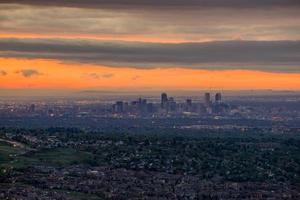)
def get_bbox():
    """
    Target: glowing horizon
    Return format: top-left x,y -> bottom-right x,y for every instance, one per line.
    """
0,1 -> 299,91
0,58 -> 299,91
